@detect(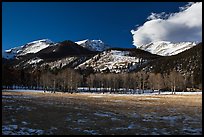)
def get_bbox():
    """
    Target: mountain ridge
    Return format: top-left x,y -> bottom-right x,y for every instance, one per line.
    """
75,39 -> 110,51
3,39 -> 198,60
137,41 -> 197,56
2,39 -> 201,75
